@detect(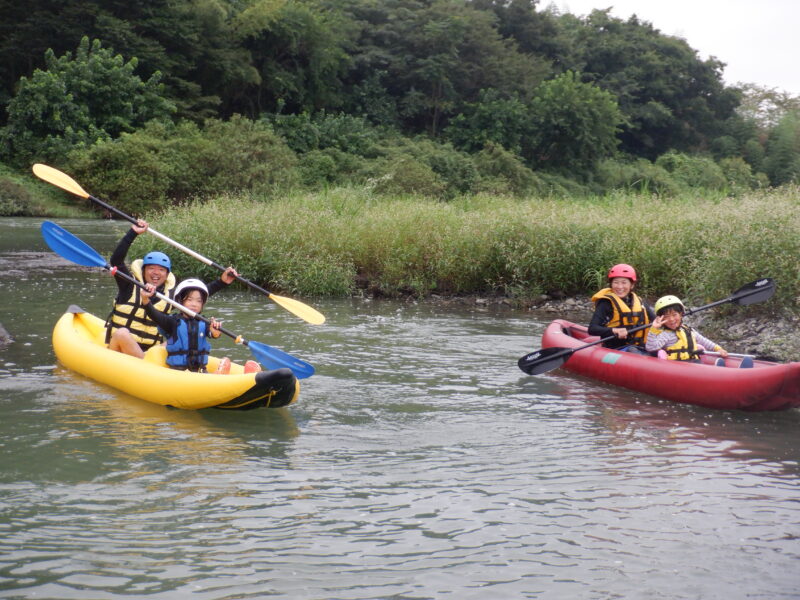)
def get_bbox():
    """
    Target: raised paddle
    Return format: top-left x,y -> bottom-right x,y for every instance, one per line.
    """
41,221 -> 315,379
32,163 -> 325,325
517,277 -> 776,376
